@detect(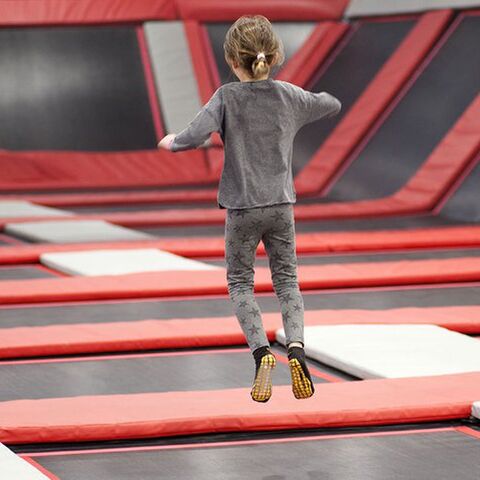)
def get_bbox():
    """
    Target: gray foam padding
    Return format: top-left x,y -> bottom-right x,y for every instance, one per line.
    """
145,21 -> 203,134
346,0 -> 480,17
0,201 -> 72,218
5,220 -> 154,244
